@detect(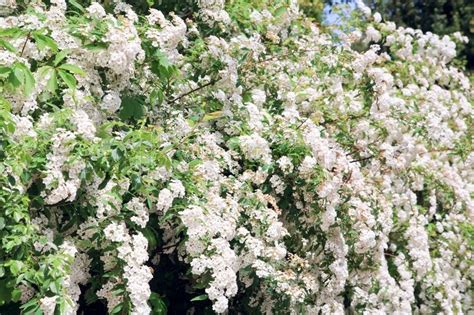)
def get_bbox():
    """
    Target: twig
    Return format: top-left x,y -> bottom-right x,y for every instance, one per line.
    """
350,155 -> 374,163
20,31 -> 31,57
168,80 -> 216,104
